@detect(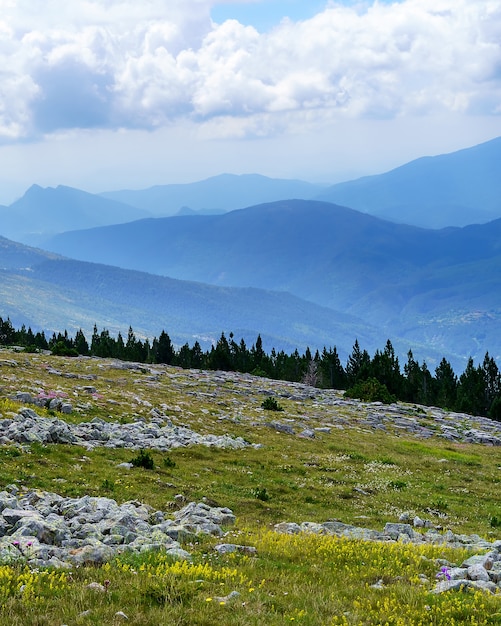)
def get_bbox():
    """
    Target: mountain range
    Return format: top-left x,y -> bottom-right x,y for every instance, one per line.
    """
0,185 -> 149,246
317,135 -> 501,228
0,235 -> 400,361
2,135 -> 501,247
1,136 -> 501,371
100,173 -> 326,216
43,198 -> 501,365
